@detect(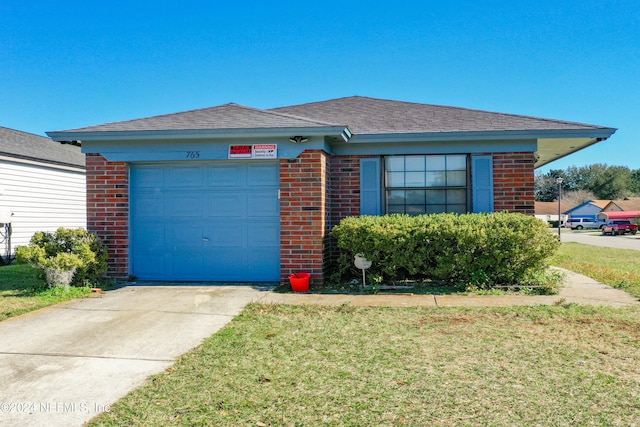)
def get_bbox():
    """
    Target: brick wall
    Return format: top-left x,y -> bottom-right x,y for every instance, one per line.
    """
86,154 -> 129,281
329,156 -> 362,226
279,150 -> 329,286
493,152 -> 536,214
